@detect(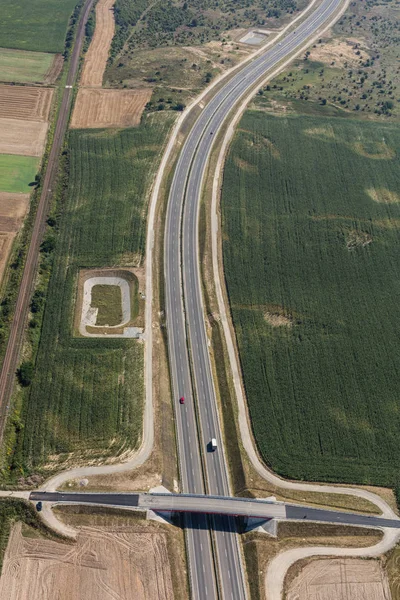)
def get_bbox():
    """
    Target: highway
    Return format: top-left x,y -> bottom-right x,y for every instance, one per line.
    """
164,0 -> 344,597
30,491 -> 400,530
